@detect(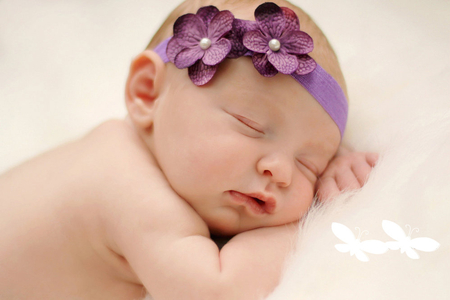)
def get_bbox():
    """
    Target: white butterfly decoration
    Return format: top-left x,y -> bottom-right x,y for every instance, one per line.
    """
332,222 -> 388,262
382,220 -> 440,259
